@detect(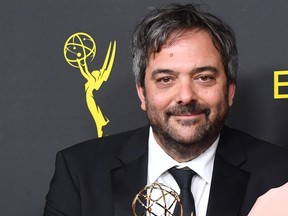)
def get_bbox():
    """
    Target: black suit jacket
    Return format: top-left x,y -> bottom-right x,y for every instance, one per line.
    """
44,126 -> 288,216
